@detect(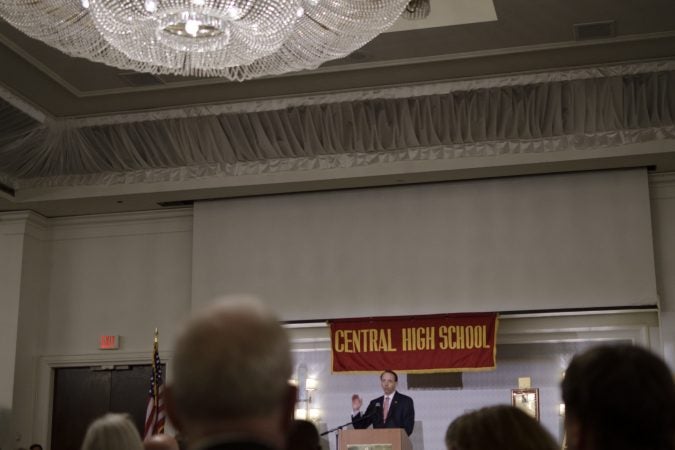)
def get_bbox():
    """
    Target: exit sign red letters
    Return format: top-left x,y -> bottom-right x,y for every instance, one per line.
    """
99,335 -> 119,350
